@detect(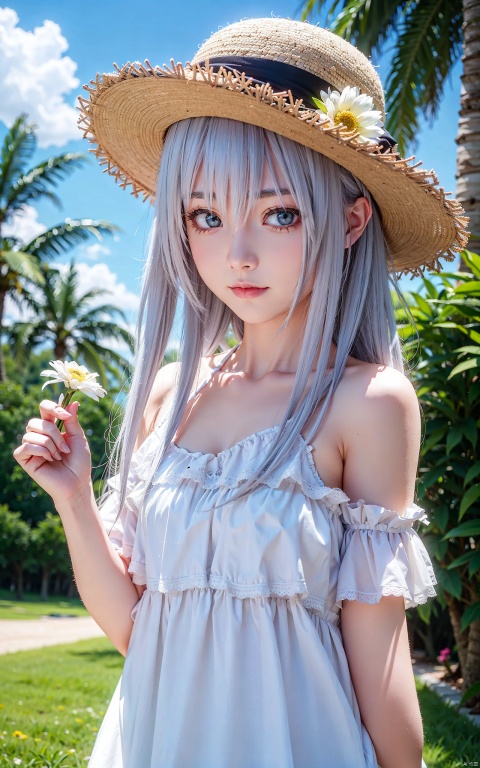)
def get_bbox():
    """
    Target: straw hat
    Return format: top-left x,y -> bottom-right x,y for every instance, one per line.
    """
77,17 -> 469,277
